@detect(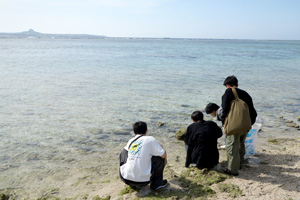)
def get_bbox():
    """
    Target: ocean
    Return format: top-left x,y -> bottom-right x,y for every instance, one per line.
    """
0,38 -> 300,196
